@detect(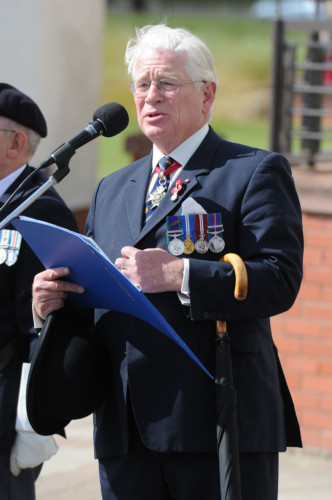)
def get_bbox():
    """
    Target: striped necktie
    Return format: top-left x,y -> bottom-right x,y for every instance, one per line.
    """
144,156 -> 180,223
